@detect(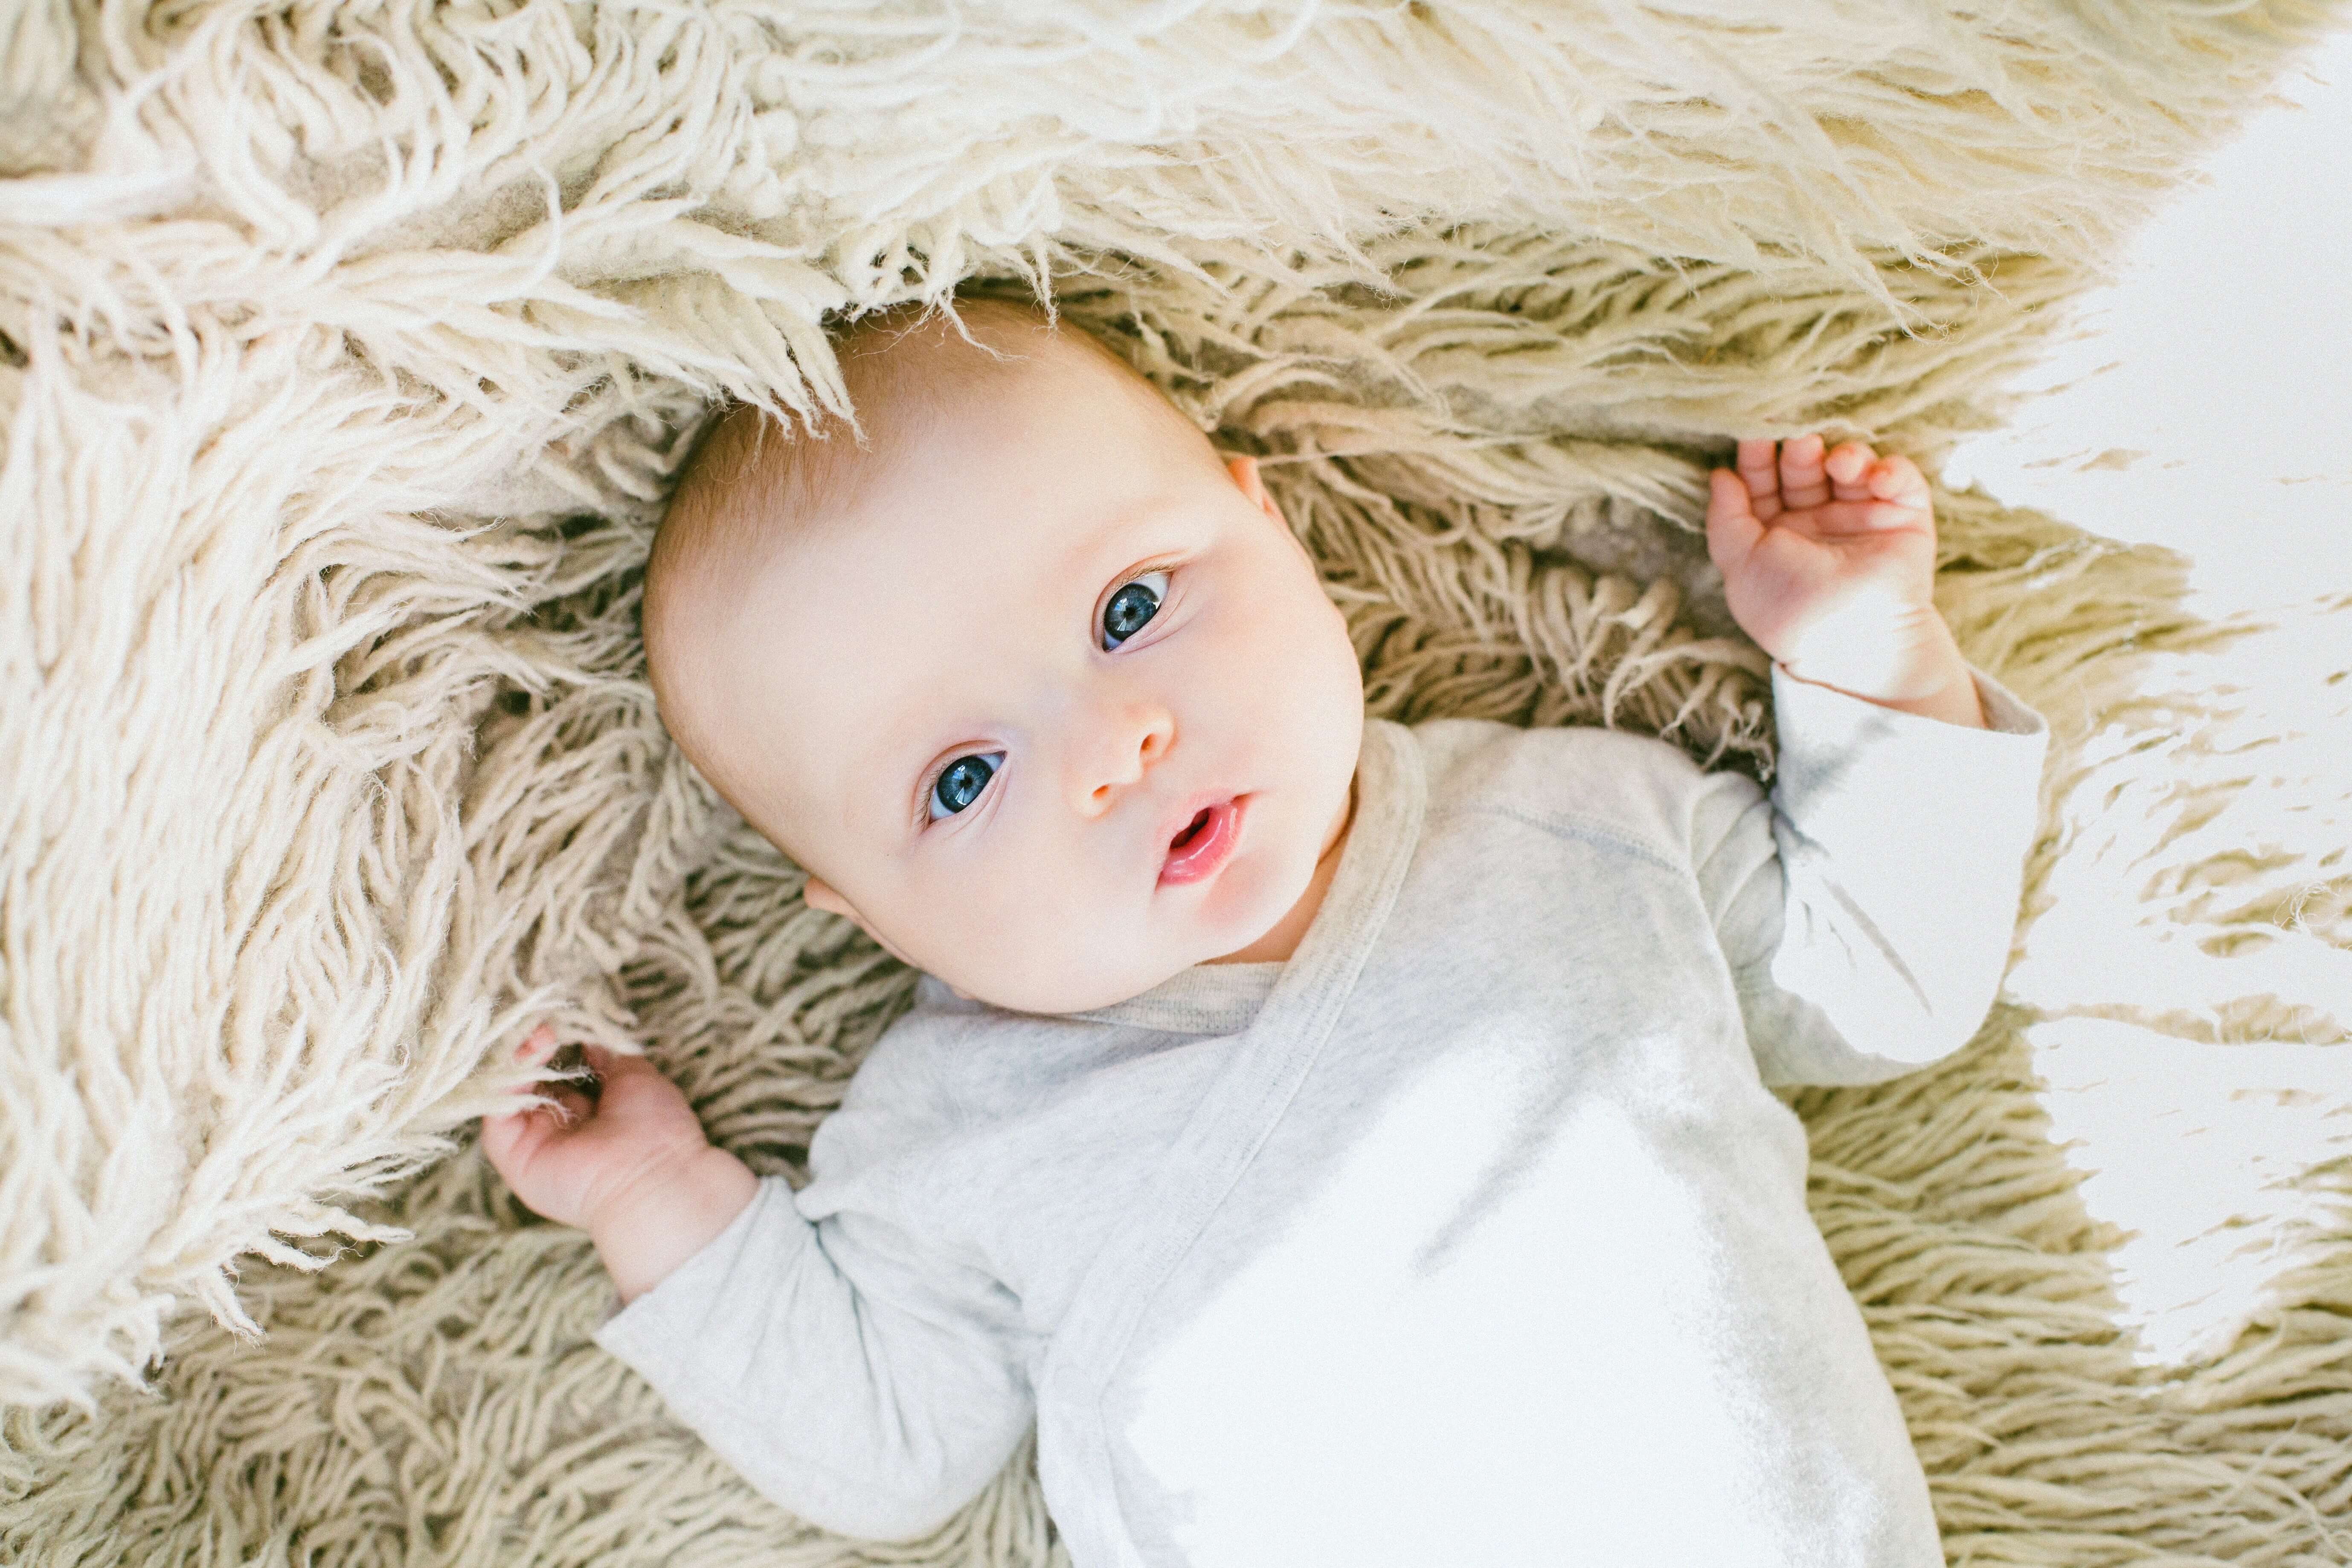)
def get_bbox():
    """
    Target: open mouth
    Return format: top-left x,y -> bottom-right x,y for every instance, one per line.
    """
1160,798 -> 1243,886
